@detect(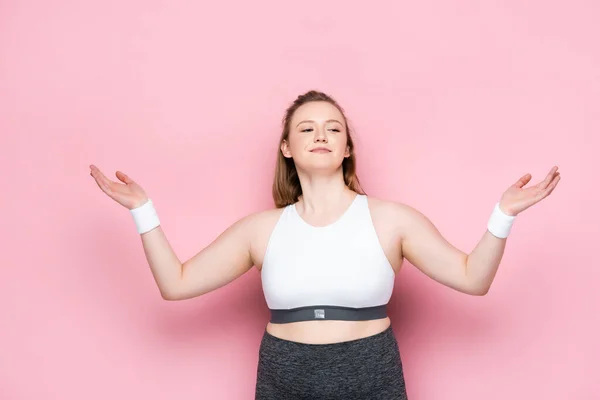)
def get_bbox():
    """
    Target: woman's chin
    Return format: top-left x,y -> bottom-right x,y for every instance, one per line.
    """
297,162 -> 344,174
